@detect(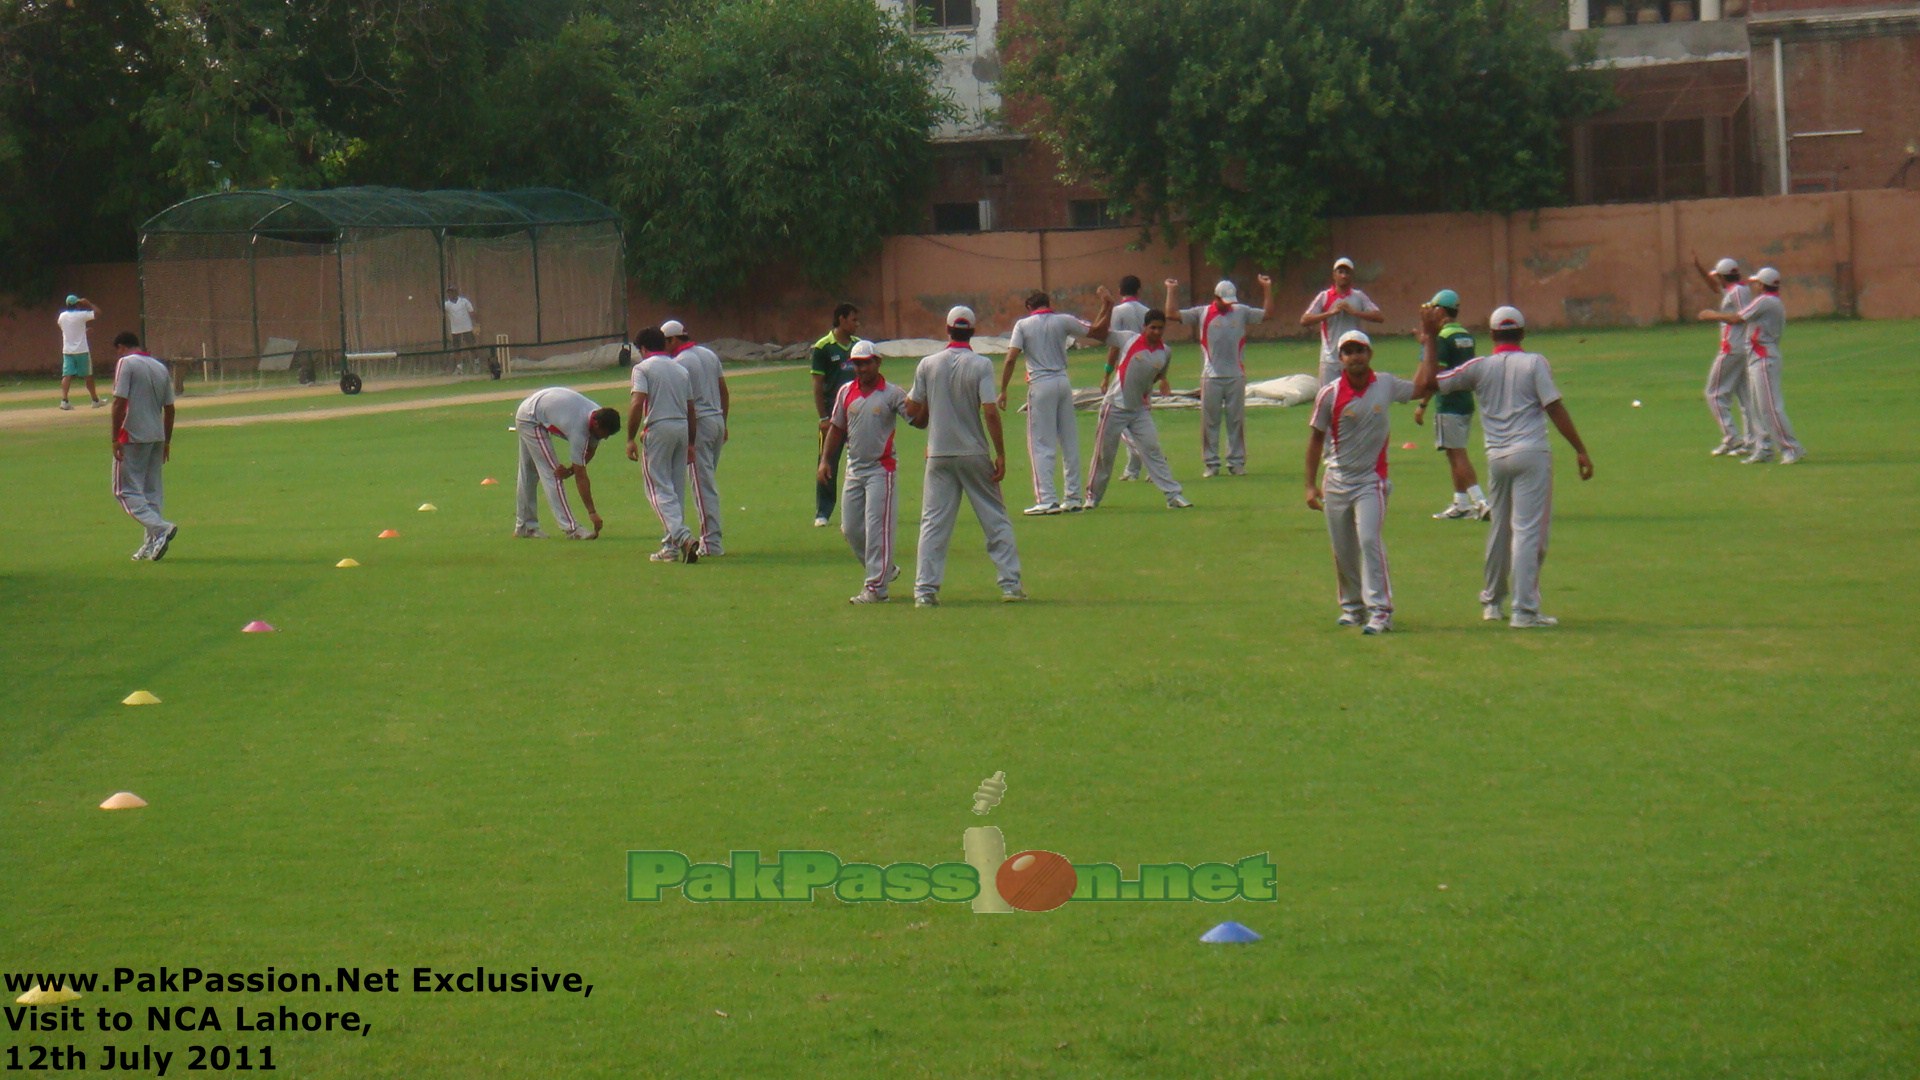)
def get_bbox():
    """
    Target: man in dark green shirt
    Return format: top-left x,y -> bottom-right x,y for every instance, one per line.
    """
1413,289 -> 1490,520
810,303 -> 863,526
